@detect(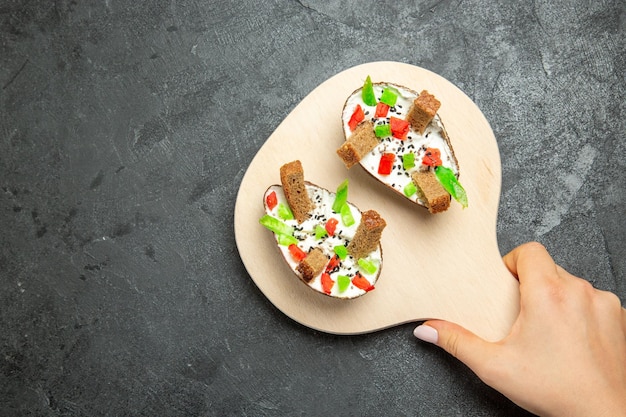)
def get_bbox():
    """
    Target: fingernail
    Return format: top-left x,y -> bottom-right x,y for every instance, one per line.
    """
413,325 -> 438,344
